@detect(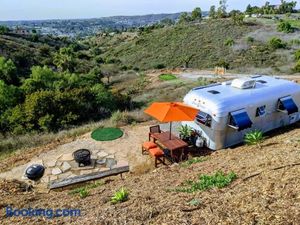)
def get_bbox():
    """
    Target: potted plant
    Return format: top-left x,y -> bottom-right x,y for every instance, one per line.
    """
178,125 -> 192,142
